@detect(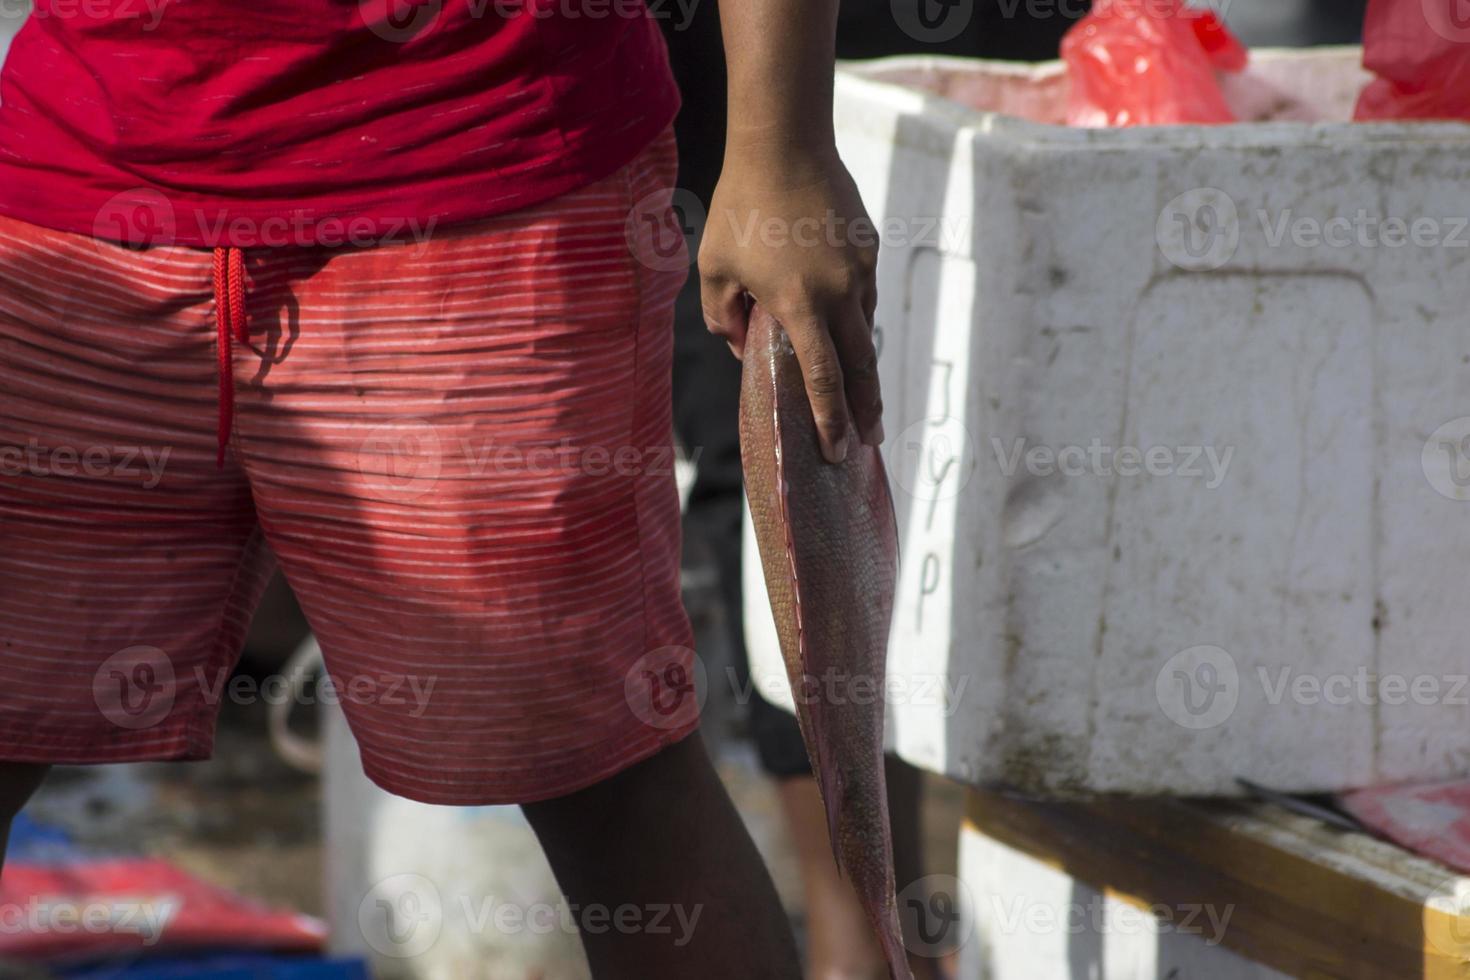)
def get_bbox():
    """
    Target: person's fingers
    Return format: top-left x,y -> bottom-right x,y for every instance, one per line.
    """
785,311 -> 849,464
832,294 -> 883,447
701,274 -> 750,361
